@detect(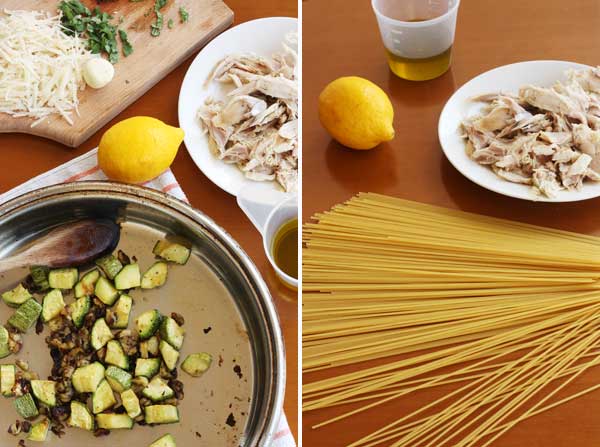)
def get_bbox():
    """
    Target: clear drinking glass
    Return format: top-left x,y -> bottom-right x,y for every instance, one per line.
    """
371,0 -> 460,81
